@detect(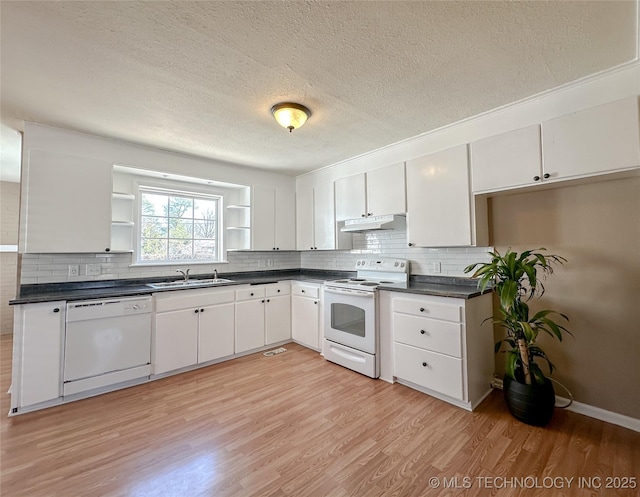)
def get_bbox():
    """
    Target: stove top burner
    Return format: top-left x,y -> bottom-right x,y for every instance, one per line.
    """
360,281 -> 379,287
